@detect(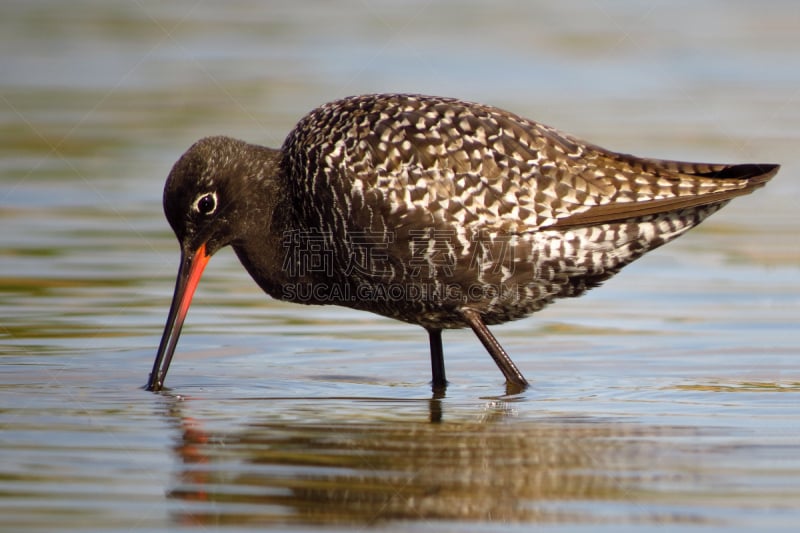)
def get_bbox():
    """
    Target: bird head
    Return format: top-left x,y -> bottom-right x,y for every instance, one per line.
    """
147,136 -> 281,391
